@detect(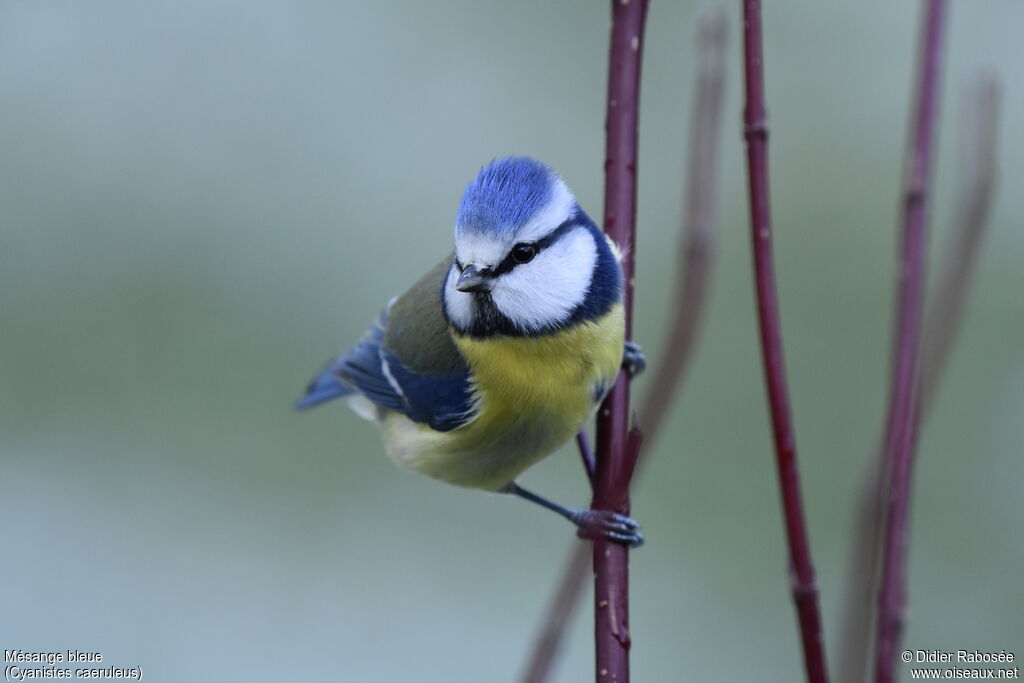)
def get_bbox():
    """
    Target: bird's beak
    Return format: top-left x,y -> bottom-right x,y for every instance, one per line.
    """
455,264 -> 492,293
